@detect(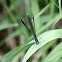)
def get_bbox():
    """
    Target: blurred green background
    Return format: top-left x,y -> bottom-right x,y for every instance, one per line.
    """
0,0 -> 62,62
